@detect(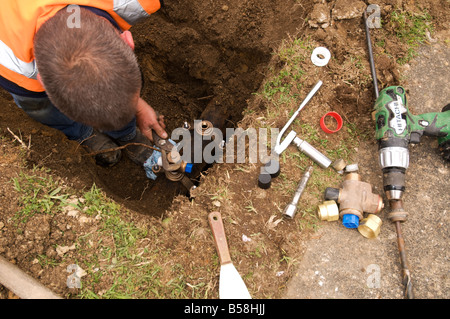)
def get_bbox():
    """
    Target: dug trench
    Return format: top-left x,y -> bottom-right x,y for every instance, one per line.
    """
0,1 -> 309,217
